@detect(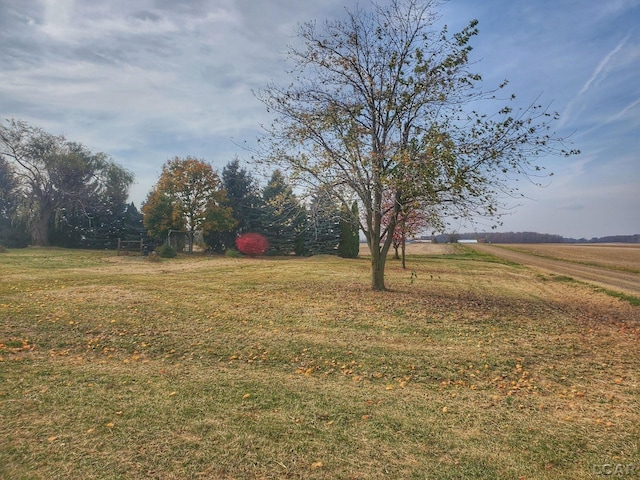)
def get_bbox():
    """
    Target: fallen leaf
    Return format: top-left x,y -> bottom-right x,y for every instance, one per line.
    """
311,462 -> 324,469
